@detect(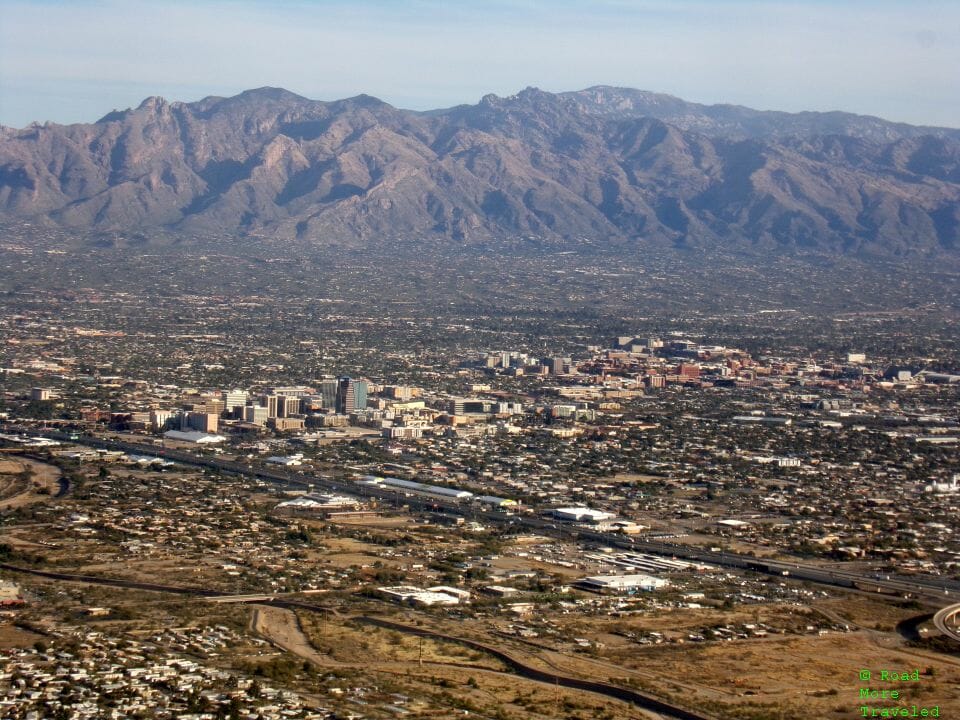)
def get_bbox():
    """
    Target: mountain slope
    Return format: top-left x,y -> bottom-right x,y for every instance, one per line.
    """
1,86 -> 958,253
559,86 -> 960,145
